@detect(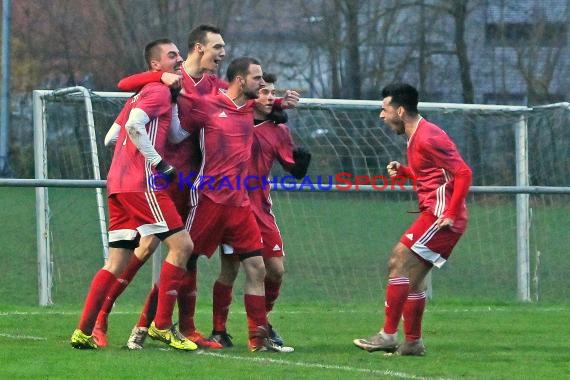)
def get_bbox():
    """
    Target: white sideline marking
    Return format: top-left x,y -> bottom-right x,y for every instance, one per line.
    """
0,332 -> 46,341
198,351 -> 448,380
1,306 -> 568,317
